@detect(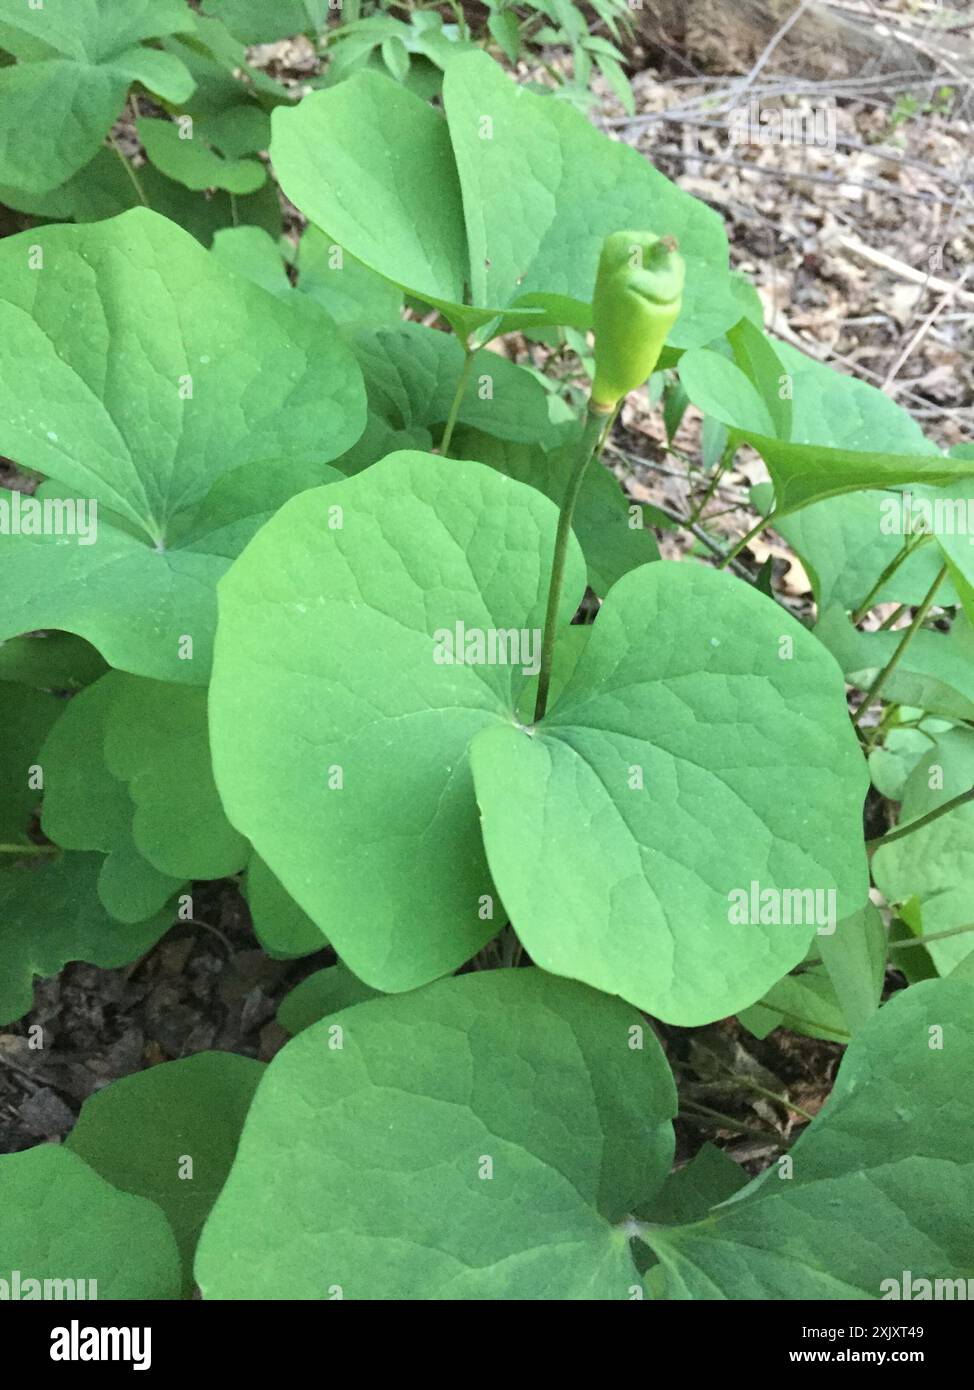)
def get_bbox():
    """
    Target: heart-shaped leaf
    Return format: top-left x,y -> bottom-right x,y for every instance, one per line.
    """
471,560 -> 868,1024
0,0 -> 195,194
270,51 -> 739,343
0,210 -> 364,540
211,451 -> 868,1022
211,451 -> 584,990
195,969 -> 677,1299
